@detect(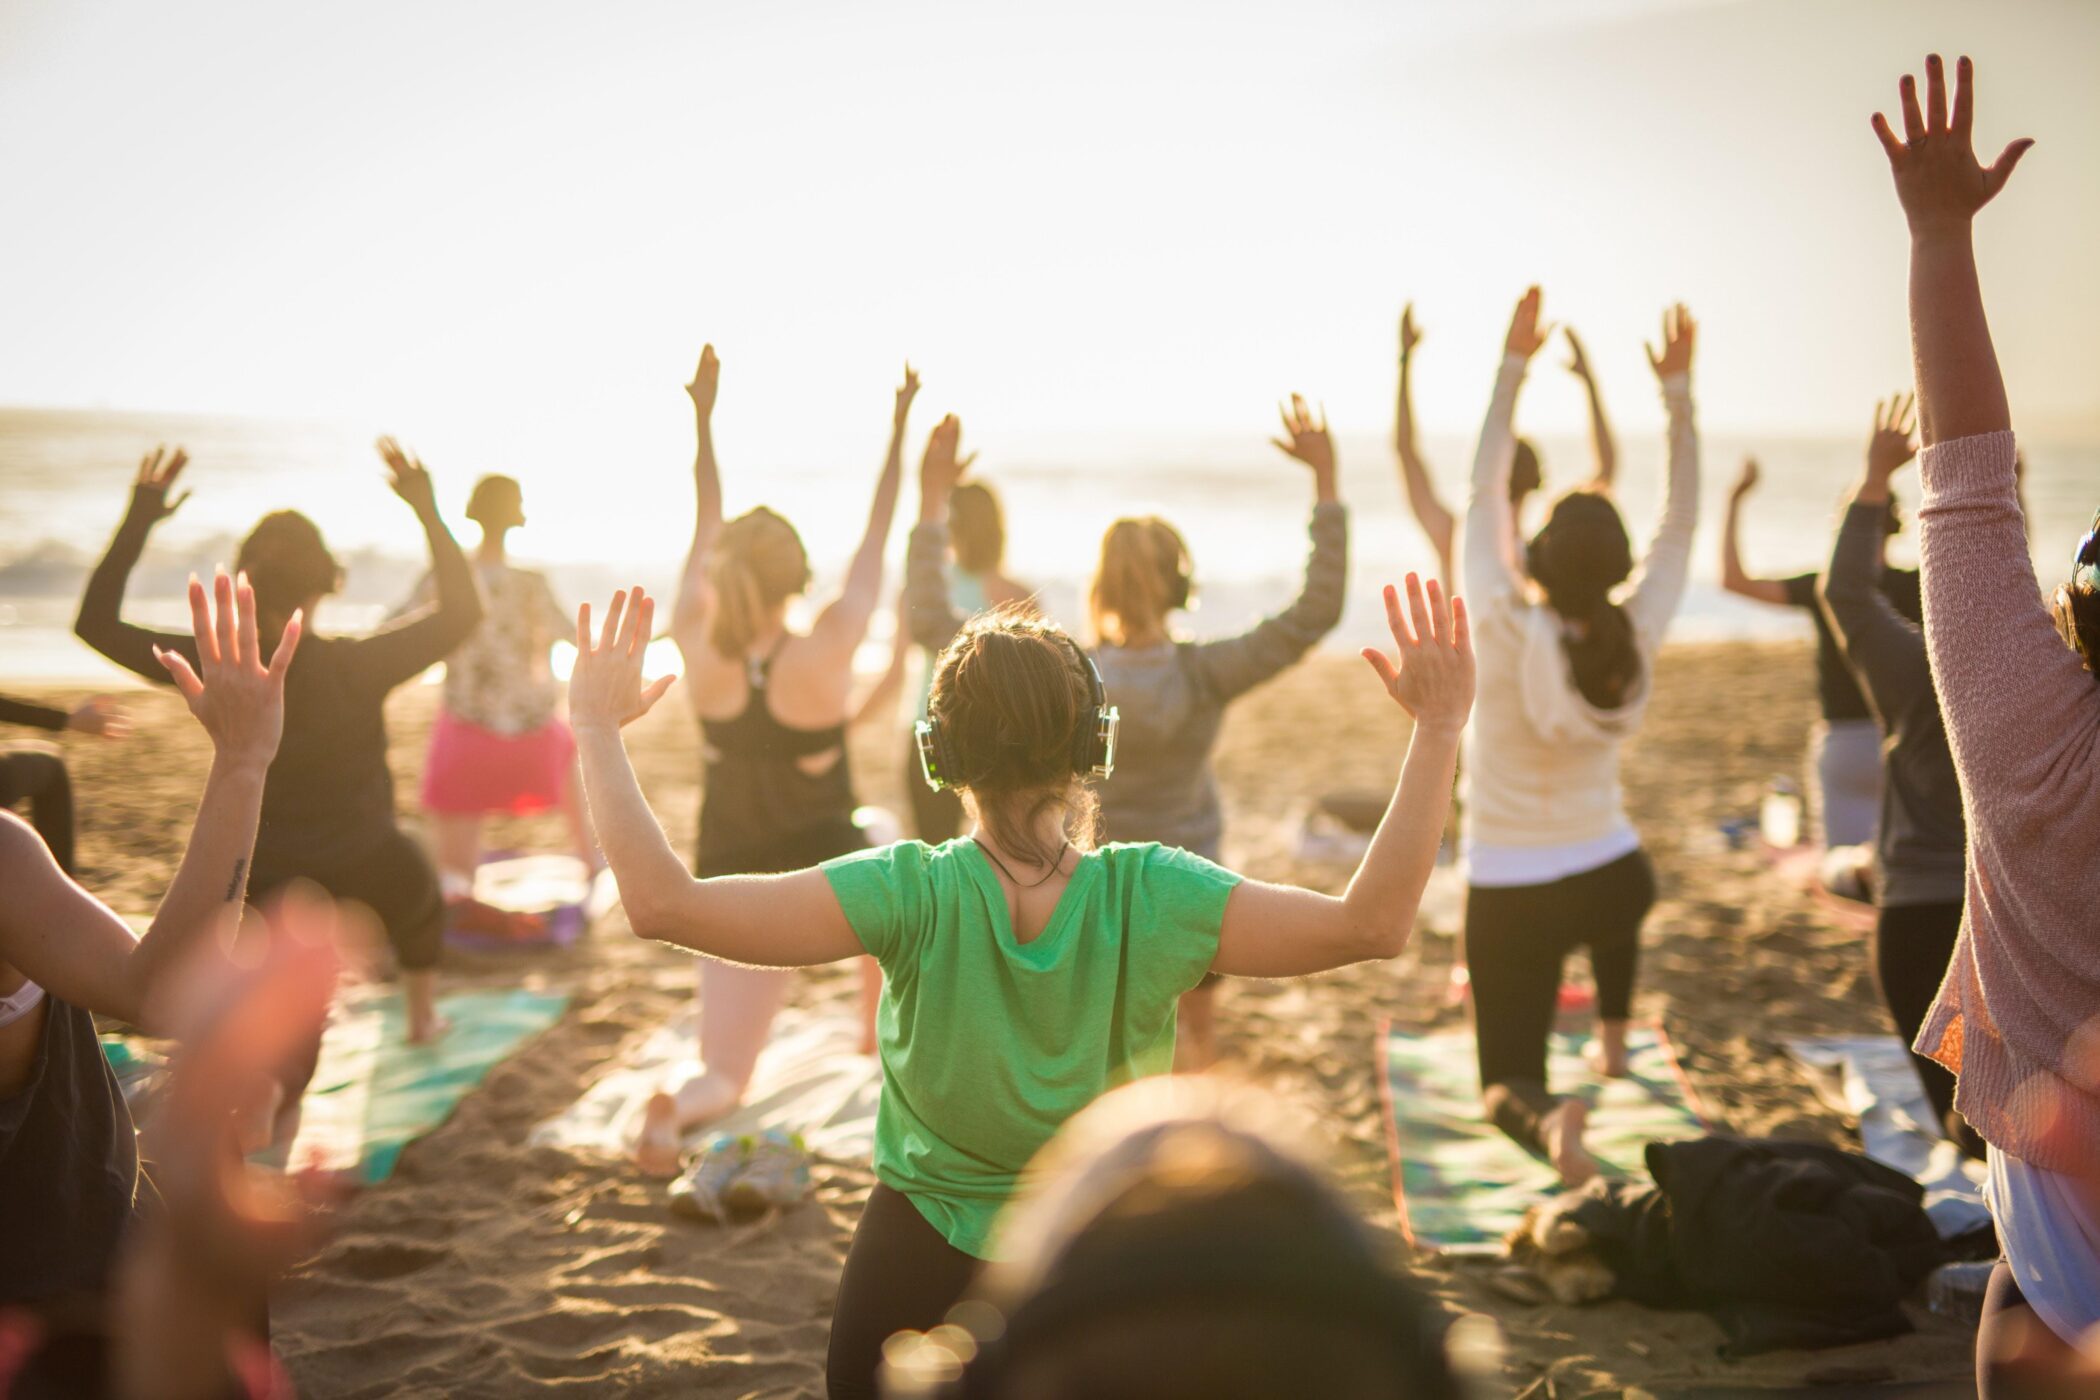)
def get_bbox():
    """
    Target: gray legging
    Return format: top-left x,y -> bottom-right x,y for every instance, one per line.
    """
0,749 -> 74,875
